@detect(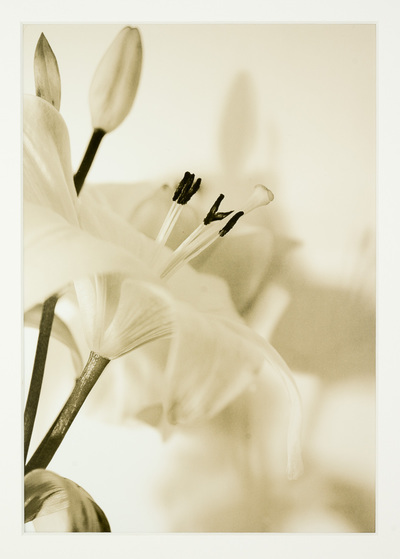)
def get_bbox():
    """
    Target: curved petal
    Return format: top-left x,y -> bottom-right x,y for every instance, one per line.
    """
77,195 -> 155,267
24,202 -> 158,310
193,225 -> 274,313
24,304 -> 83,374
83,343 -> 167,425
164,302 -> 263,425
216,317 -> 304,480
23,95 -> 78,224
74,274 -> 175,360
25,469 -> 110,532
164,305 -> 303,480
78,181 -> 156,223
